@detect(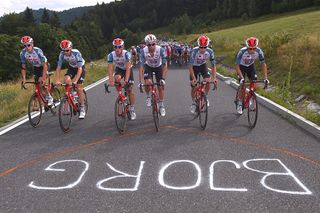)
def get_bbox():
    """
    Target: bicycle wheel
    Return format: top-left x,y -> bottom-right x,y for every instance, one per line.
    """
152,93 -> 160,132
83,89 -> 88,114
58,96 -> 73,132
234,86 -> 244,110
115,97 -> 127,134
49,86 -> 61,115
199,93 -> 208,130
247,92 -> 258,128
28,93 -> 43,128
